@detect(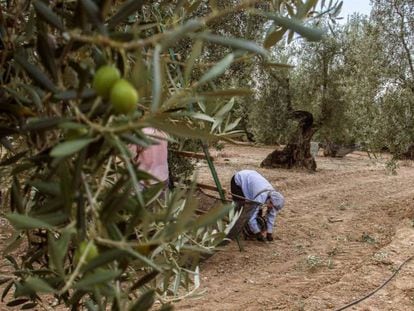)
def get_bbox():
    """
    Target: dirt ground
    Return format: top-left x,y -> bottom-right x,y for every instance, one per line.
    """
175,144 -> 414,311
1,144 -> 414,311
